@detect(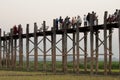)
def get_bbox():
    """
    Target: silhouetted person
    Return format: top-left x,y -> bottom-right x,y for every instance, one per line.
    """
13,25 -> 18,35
92,11 -> 96,25
87,13 -> 90,26
83,15 -> 87,26
94,15 -> 98,25
55,18 -> 59,30
18,24 -> 22,34
114,9 -> 119,22
64,16 -> 70,29
77,15 -> 82,27
71,17 -> 76,28
59,16 -> 63,29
